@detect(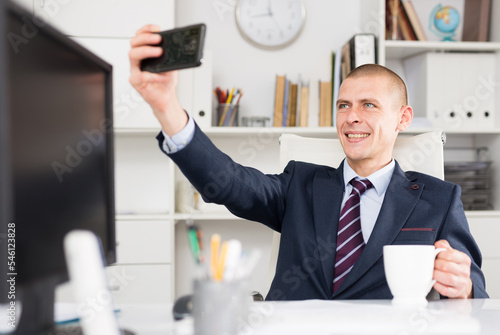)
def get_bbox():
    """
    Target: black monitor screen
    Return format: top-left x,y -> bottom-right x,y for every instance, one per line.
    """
5,3 -> 115,286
